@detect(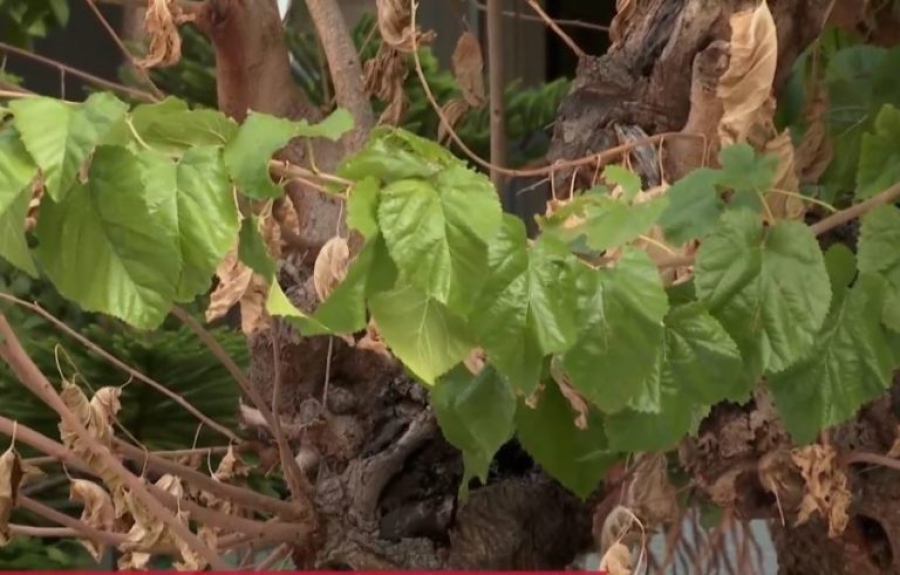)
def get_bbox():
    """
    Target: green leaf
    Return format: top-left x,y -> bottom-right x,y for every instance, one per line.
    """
660,303 -> 747,404
658,168 -> 724,244
377,168 -> 501,313
303,236 -> 394,336
469,217 -> 576,394
604,385 -> 705,453
266,281 -> 329,334
717,143 -> 778,209
603,164 -> 641,202
857,205 -> 900,331
432,365 -> 516,497
562,248 -> 668,413
238,216 -> 277,280
338,126 -> 458,182
139,146 -> 239,300
694,210 -> 831,375
130,97 -> 237,153
0,188 -> 38,277
769,274 -> 895,444
369,280 -> 474,384
346,176 -> 380,238
11,93 -> 128,201
543,194 -> 667,253
858,104 -> 900,200
824,243 -> 857,307
223,112 -> 298,199
35,146 -> 180,329
223,109 -> 350,200
0,127 -> 38,211
515,382 -> 616,498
